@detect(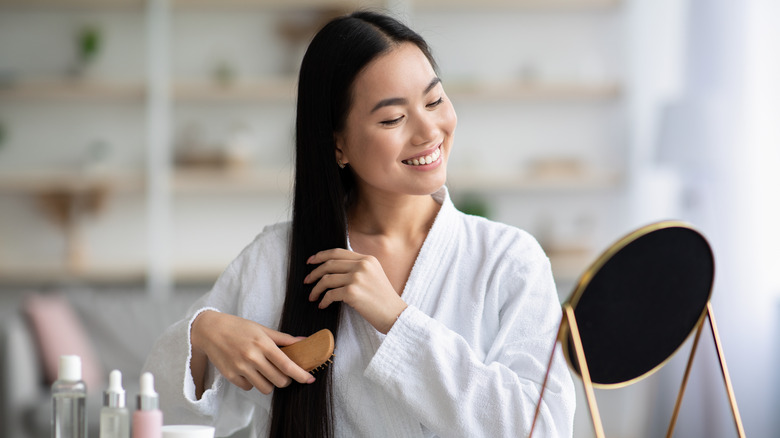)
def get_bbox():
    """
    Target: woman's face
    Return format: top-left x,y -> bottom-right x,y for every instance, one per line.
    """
335,42 -> 457,200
